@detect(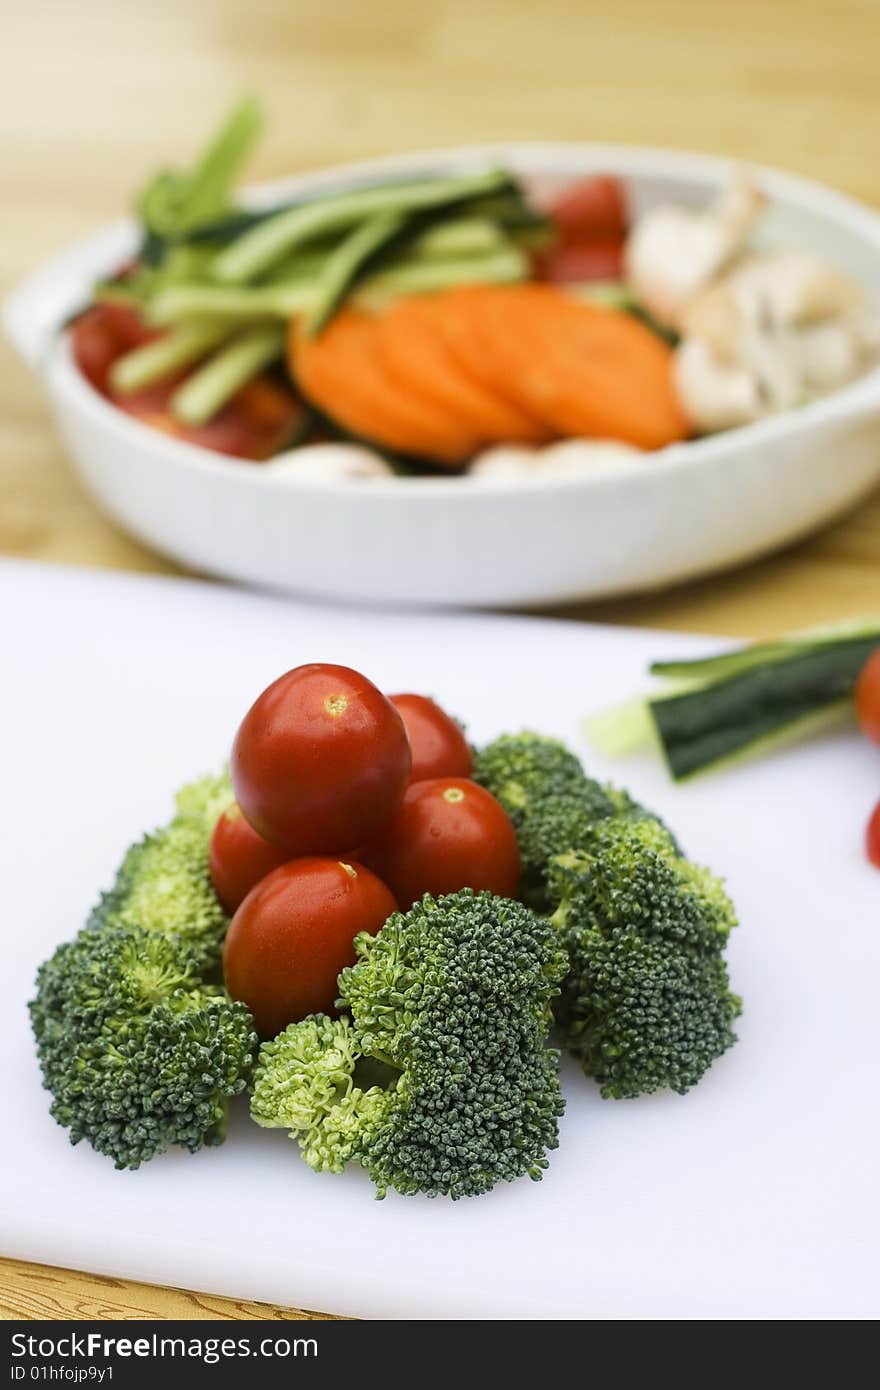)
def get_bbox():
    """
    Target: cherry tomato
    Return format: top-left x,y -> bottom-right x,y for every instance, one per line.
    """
535,239 -> 625,284
855,648 -> 880,745
549,175 -> 628,243
223,857 -> 398,1037
866,800 -> 880,869
113,376 -> 304,460
389,694 -> 473,781
70,308 -> 122,394
231,663 -> 412,854
70,303 -> 157,394
209,803 -> 292,914
364,777 -> 520,909
96,300 -> 156,351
